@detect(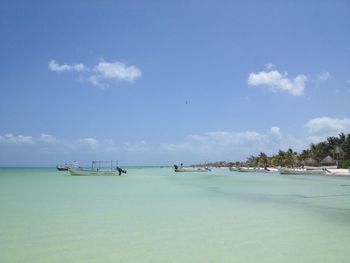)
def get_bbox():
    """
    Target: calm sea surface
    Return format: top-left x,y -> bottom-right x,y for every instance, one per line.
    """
0,167 -> 350,263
